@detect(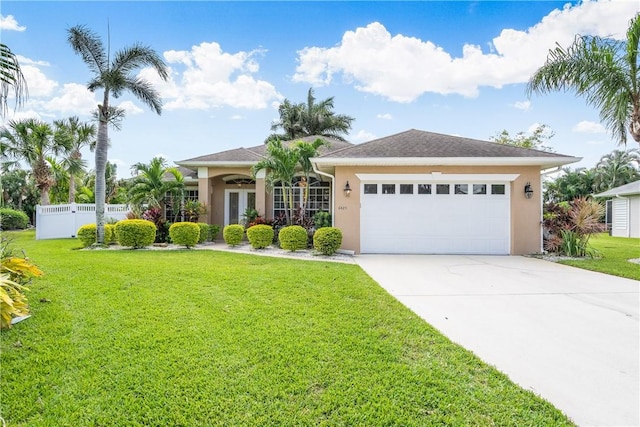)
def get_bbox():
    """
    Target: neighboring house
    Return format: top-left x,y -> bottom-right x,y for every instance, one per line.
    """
176,129 -> 580,255
593,180 -> 640,238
